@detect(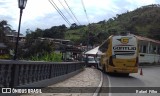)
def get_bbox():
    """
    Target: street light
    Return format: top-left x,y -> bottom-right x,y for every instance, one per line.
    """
14,0 -> 27,60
